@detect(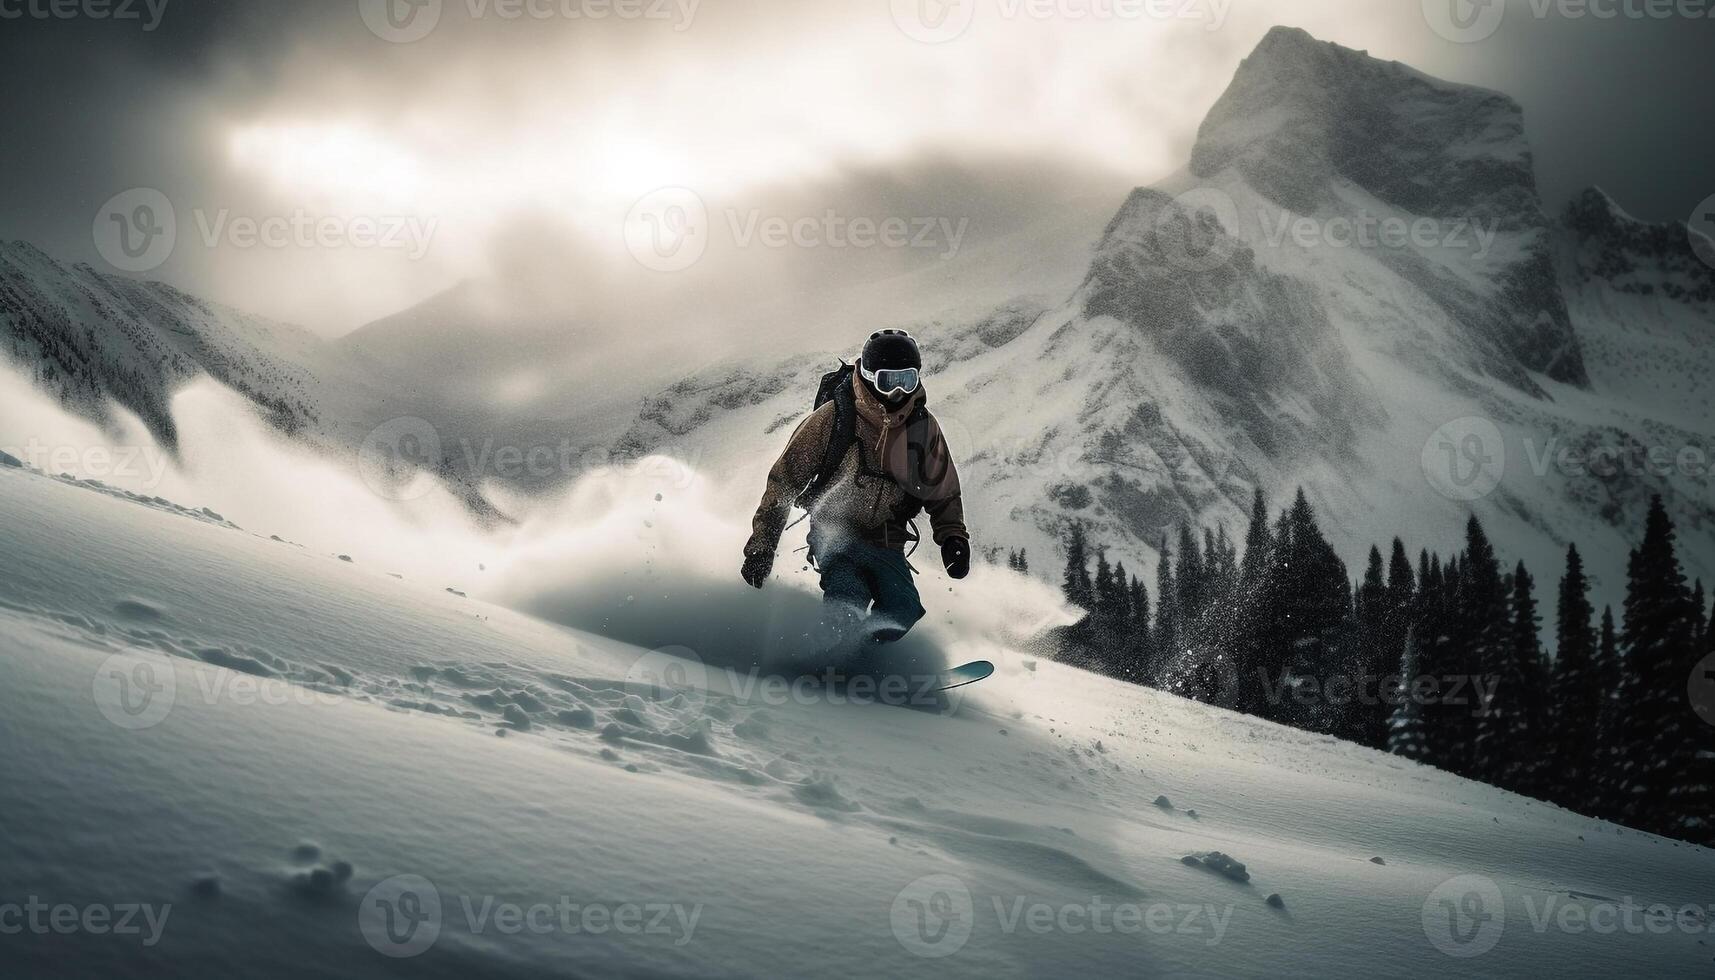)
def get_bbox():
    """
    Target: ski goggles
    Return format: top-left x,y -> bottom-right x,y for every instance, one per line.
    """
860,364 -> 920,396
